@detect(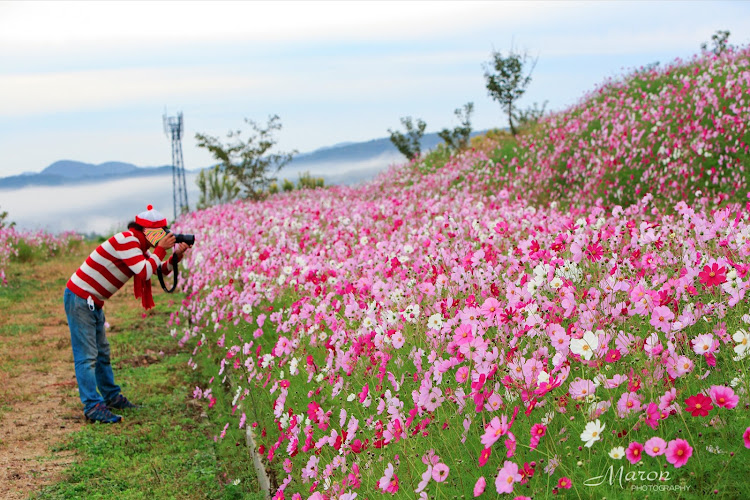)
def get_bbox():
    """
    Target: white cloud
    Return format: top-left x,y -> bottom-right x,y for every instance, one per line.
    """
0,1 -> 561,48
0,68 -> 274,116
